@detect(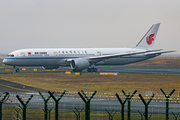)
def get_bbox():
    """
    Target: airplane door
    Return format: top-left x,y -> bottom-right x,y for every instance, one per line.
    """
53,52 -> 57,56
20,52 -> 25,57
96,51 -> 101,56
